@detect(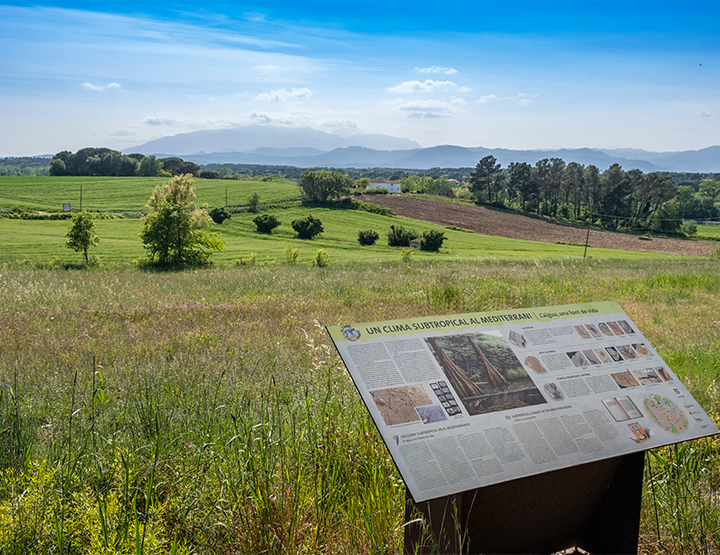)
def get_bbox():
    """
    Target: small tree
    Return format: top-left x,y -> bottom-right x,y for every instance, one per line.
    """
247,192 -> 261,213
419,230 -> 446,252
358,229 -> 379,246
253,214 -> 281,233
285,244 -> 300,265
292,215 -> 323,239
312,249 -> 329,267
140,174 -> 223,266
65,211 -> 99,264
